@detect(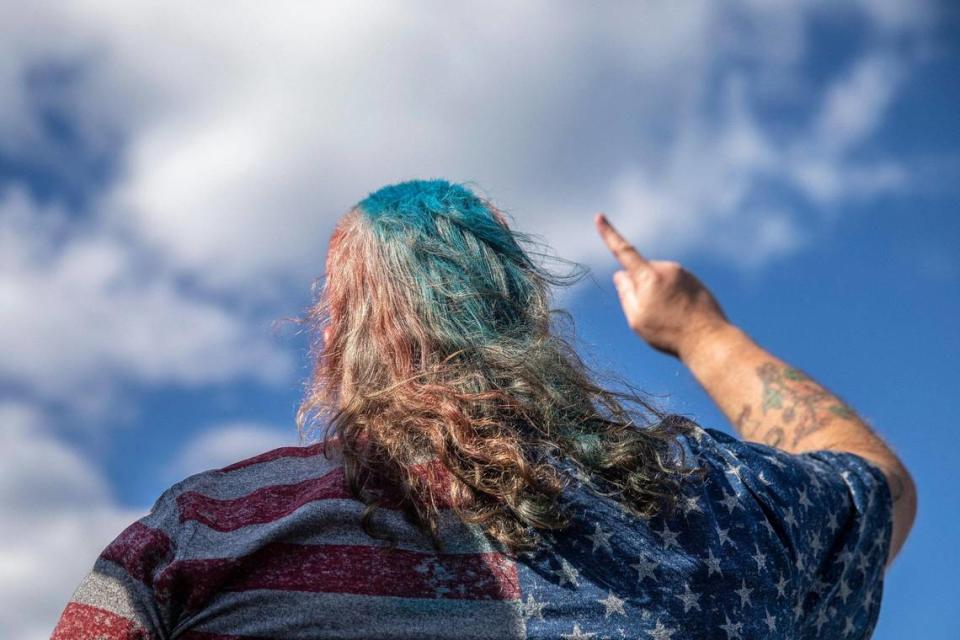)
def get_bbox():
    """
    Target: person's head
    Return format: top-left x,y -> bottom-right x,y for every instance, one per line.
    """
295,178 -> 696,555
